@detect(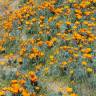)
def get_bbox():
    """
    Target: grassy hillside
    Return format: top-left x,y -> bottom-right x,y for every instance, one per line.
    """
0,0 -> 96,96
